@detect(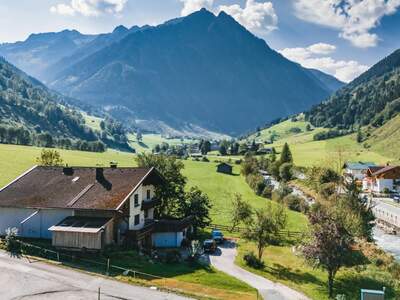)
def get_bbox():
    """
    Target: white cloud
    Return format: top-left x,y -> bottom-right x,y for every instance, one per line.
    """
180,0 -> 214,16
218,0 -> 278,33
307,42 -> 336,55
50,0 -> 127,17
279,43 -> 369,82
293,0 -> 400,48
